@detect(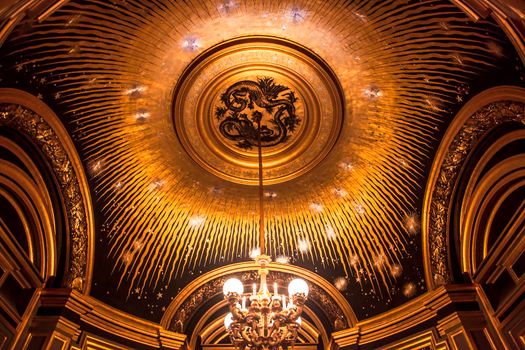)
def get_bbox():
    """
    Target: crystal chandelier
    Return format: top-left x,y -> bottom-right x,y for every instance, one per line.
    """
222,116 -> 309,349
